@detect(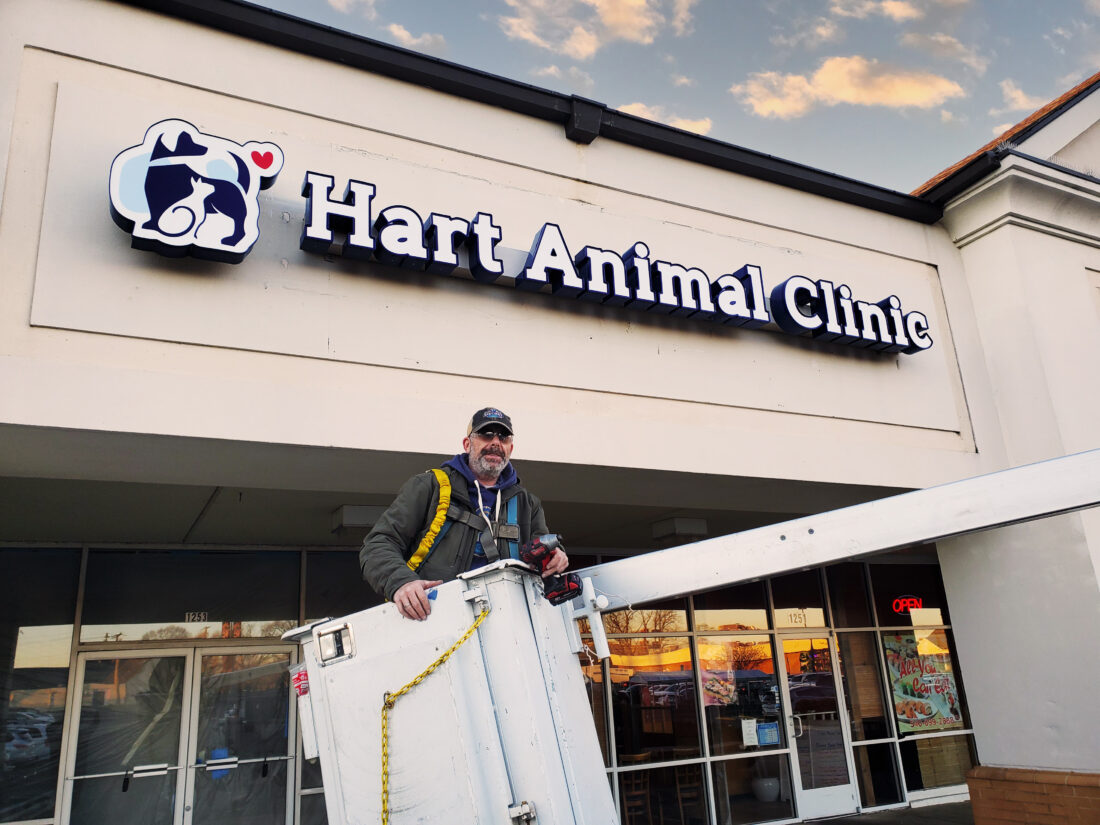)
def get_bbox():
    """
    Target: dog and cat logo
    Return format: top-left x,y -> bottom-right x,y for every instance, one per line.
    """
109,119 -> 284,263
